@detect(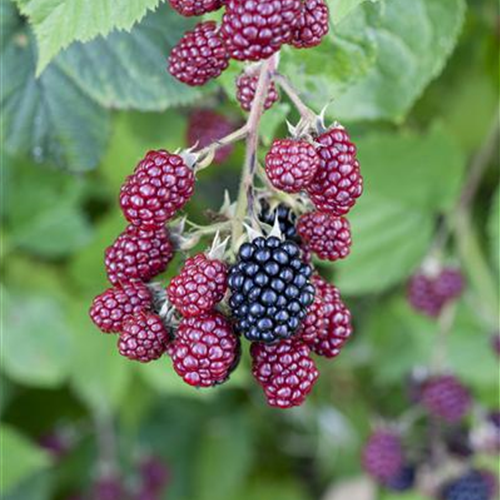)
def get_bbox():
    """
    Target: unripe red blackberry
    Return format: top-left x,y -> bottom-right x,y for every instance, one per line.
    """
251,337 -> 319,408
492,333 -> 500,356
139,456 -> 170,494
306,125 -> 363,216
93,476 -> 124,500
407,272 -> 443,317
169,312 -> 240,387
220,0 -> 301,61
105,225 -> 174,286
362,430 -> 404,482
187,109 -> 235,164
291,0 -> 329,49
421,375 -> 471,423
297,211 -> 351,261
168,0 -> 223,16
120,150 -> 194,229
434,267 -> 464,301
304,275 -> 352,357
440,470 -> 493,500
167,253 -> 228,317
300,293 -> 327,343
168,21 -> 229,86
265,139 -> 320,193
89,282 -> 152,333
118,312 -> 169,362
235,72 -> 279,112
